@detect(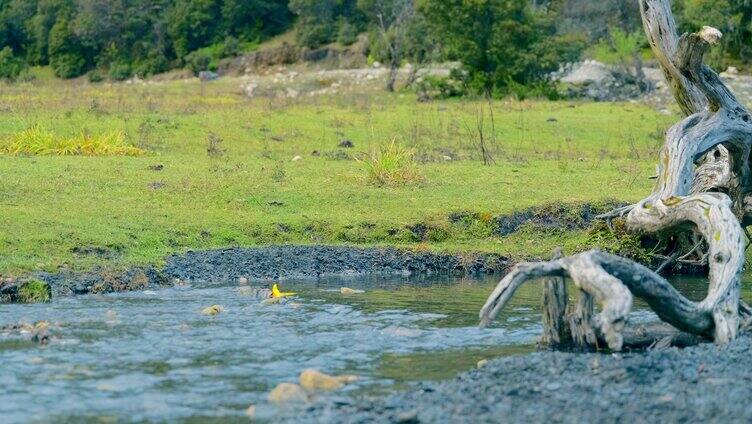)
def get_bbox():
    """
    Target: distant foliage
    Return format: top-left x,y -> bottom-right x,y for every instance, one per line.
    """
0,47 -> 26,81
2,0 -> 751,84
289,0 -> 365,48
0,0 -> 293,80
588,27 -> 648,66
675,0 -> 752,67
418,0 -> 584,95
